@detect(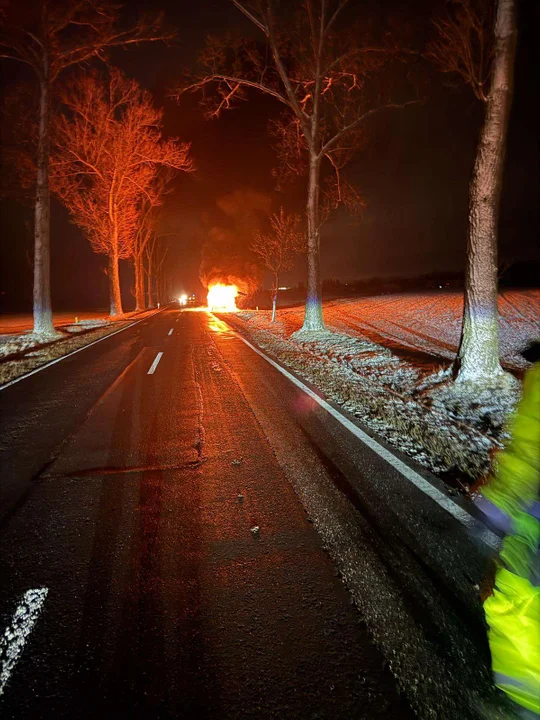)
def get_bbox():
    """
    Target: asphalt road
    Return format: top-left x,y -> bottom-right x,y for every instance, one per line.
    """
0,308 -> 501,719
